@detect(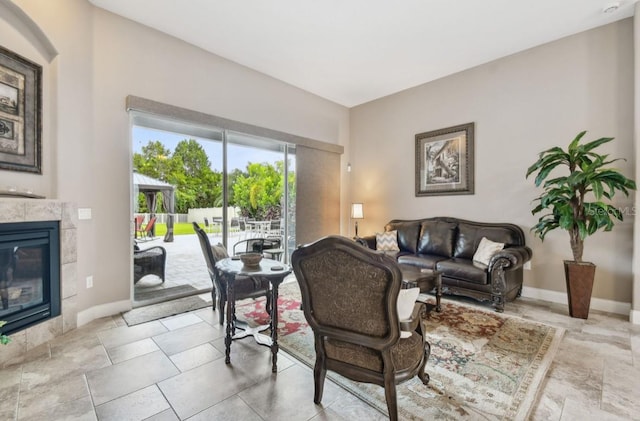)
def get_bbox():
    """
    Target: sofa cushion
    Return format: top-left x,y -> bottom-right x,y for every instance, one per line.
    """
385,221 -> 421,254
436,258 -> 489,285
397,254 -> 447,270
417,220 -> 457,257
376,230 -> 400,251
472,237 -> 505,265
454,223 -> 522,259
